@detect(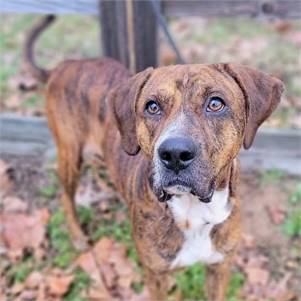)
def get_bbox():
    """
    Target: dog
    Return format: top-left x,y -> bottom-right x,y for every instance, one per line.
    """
24,16 -> 284,301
